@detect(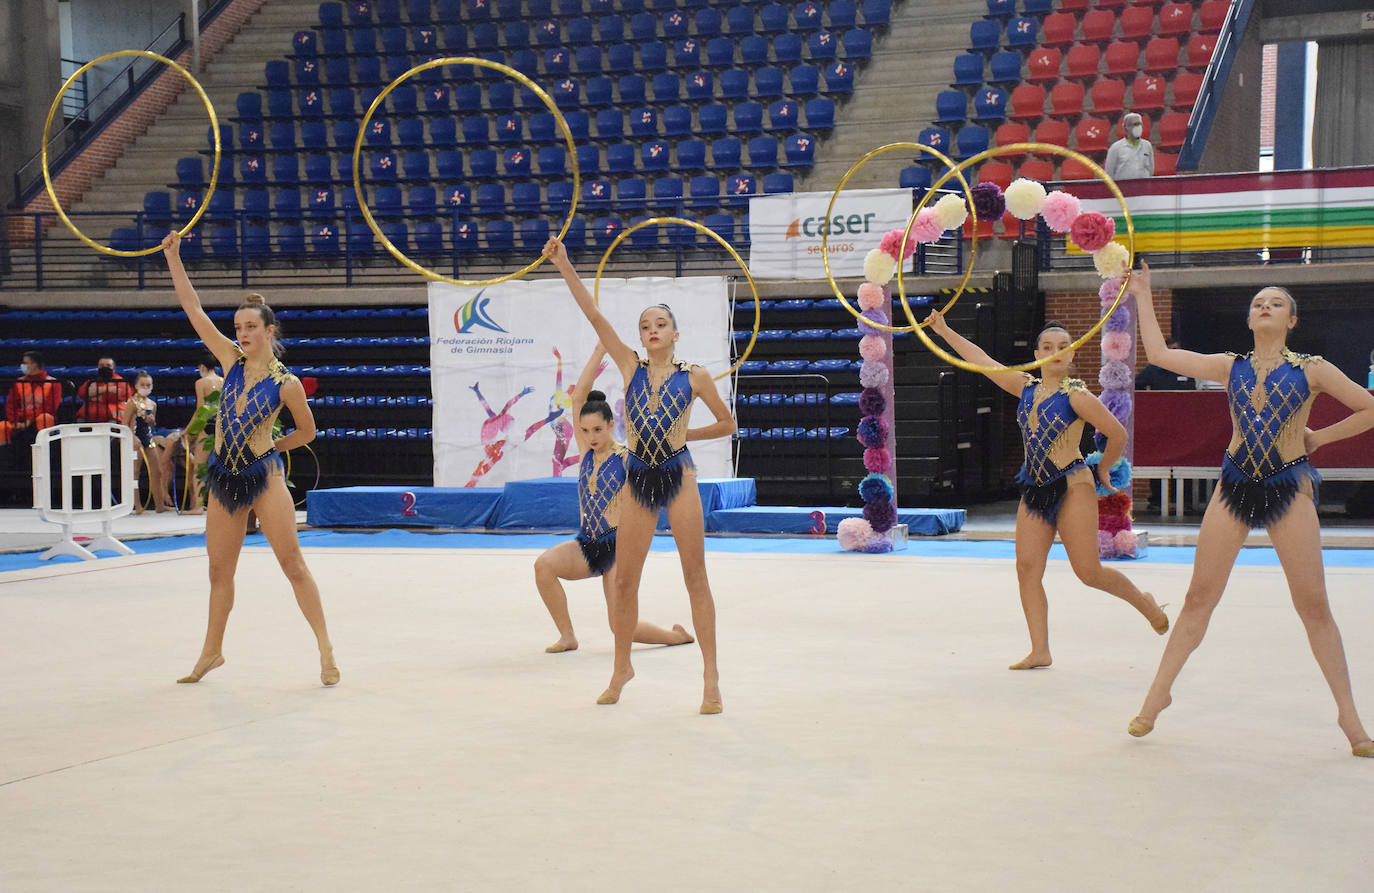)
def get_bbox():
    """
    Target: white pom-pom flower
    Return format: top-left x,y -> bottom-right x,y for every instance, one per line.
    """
1004,178 -> 1048,220
932,193 -> 969,232
1092,242 -> 1131,279
863,247 -> 895,285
